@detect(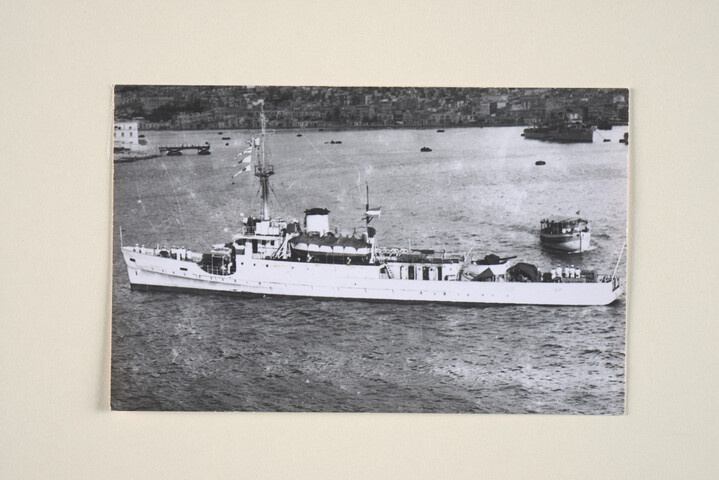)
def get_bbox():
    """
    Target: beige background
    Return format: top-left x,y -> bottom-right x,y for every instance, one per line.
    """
1,1 -> 718,478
